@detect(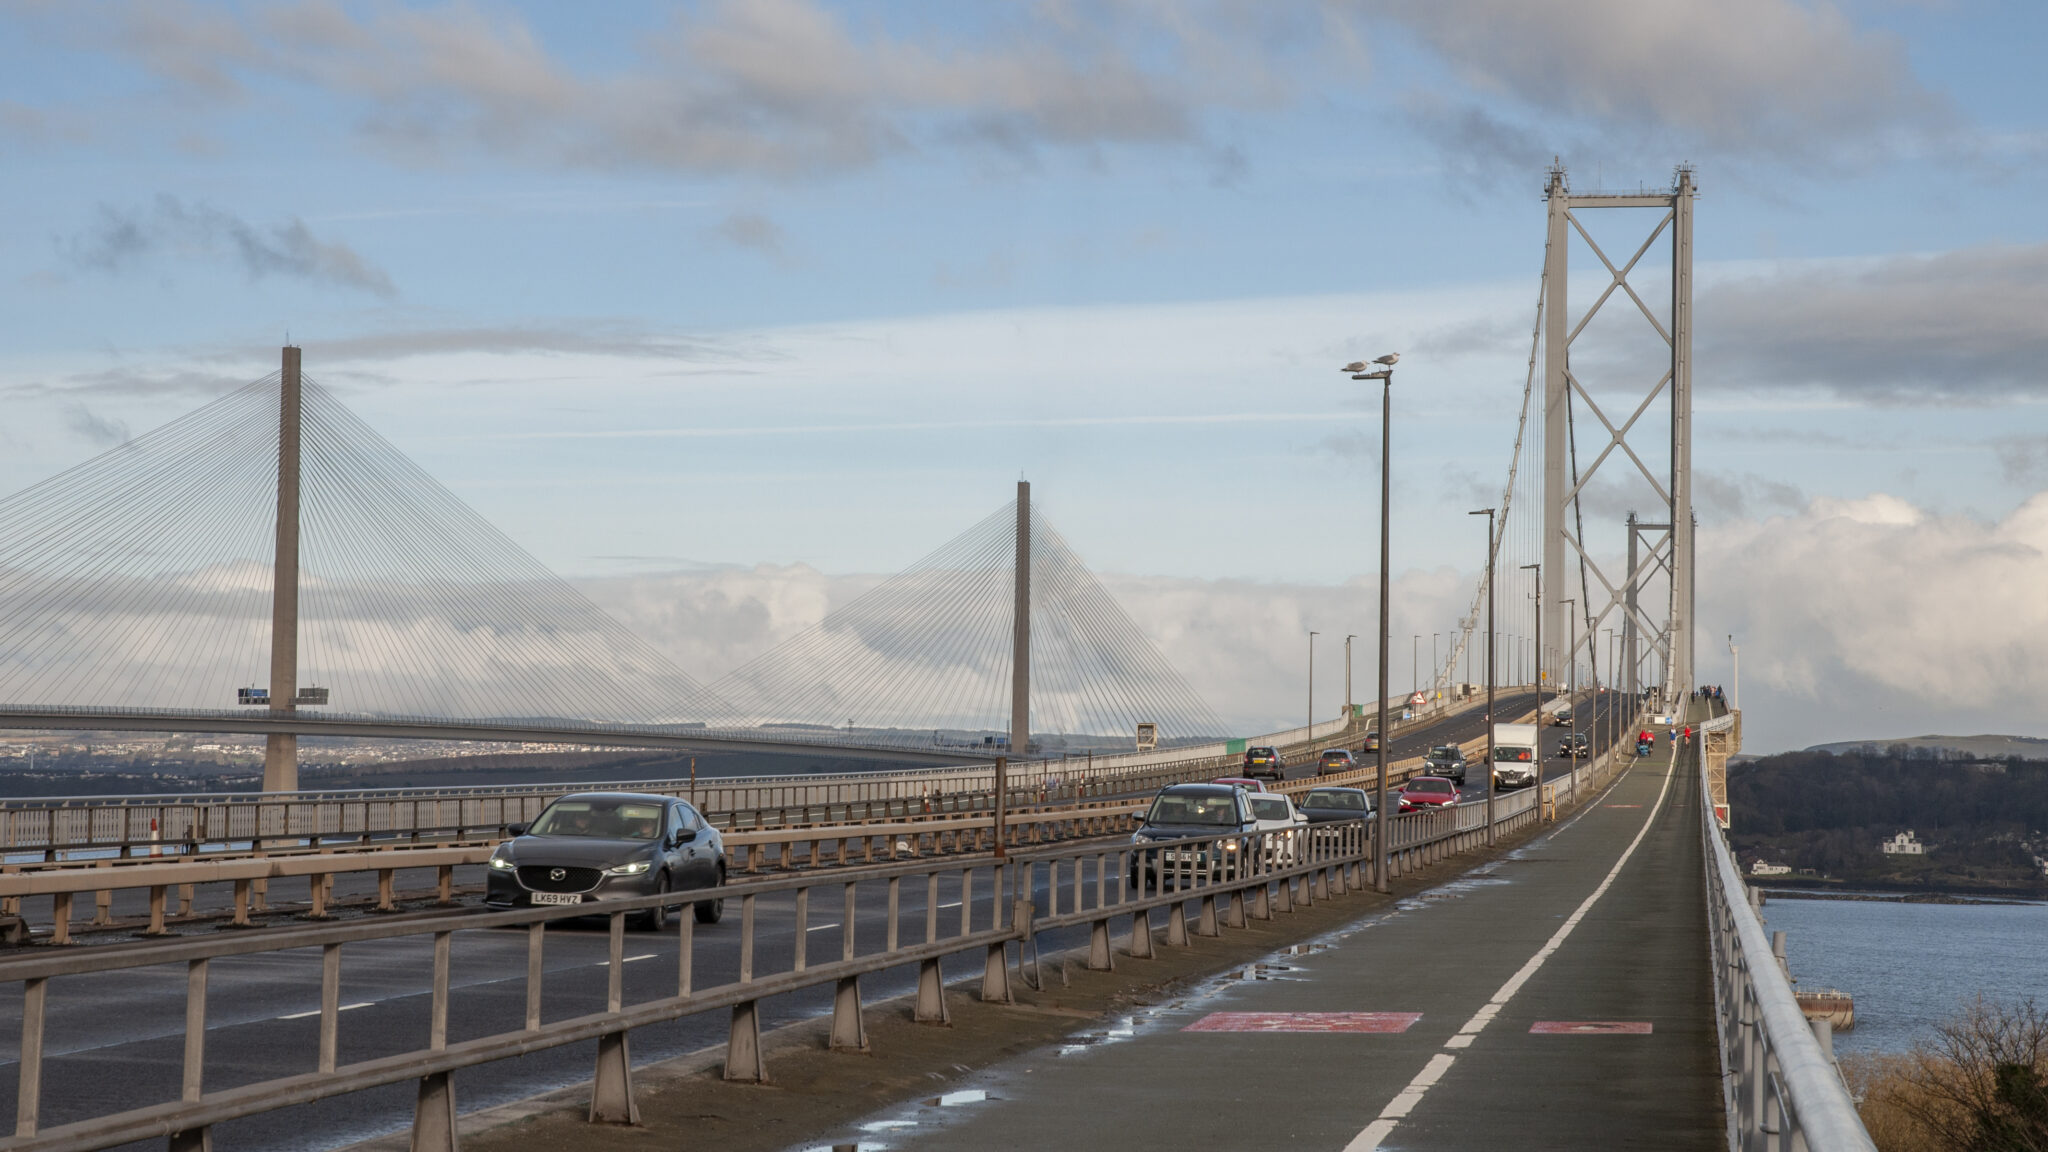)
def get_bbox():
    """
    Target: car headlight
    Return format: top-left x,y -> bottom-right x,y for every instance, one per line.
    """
1131,833 -> 1156,844
605,861 -> 652,876
488,848 -> 516,871
1224,840 -> 1240,851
